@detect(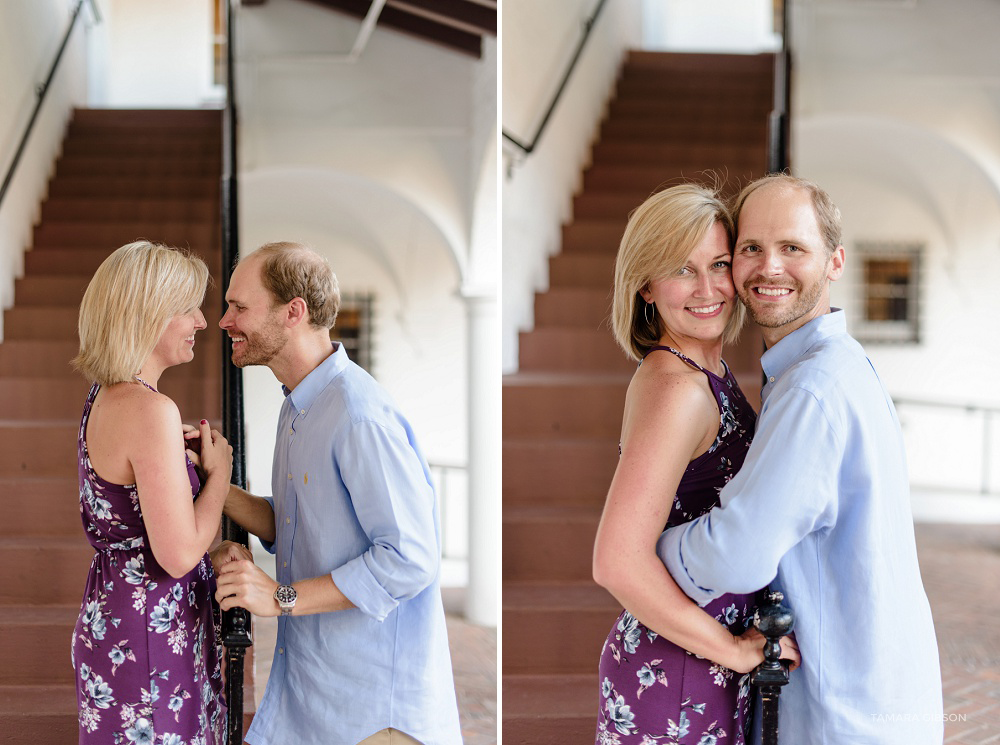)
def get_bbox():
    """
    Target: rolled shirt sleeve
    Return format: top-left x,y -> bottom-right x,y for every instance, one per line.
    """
329,419 -> 439,621
658,384 -> 842,605
258,497 -> 277,554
